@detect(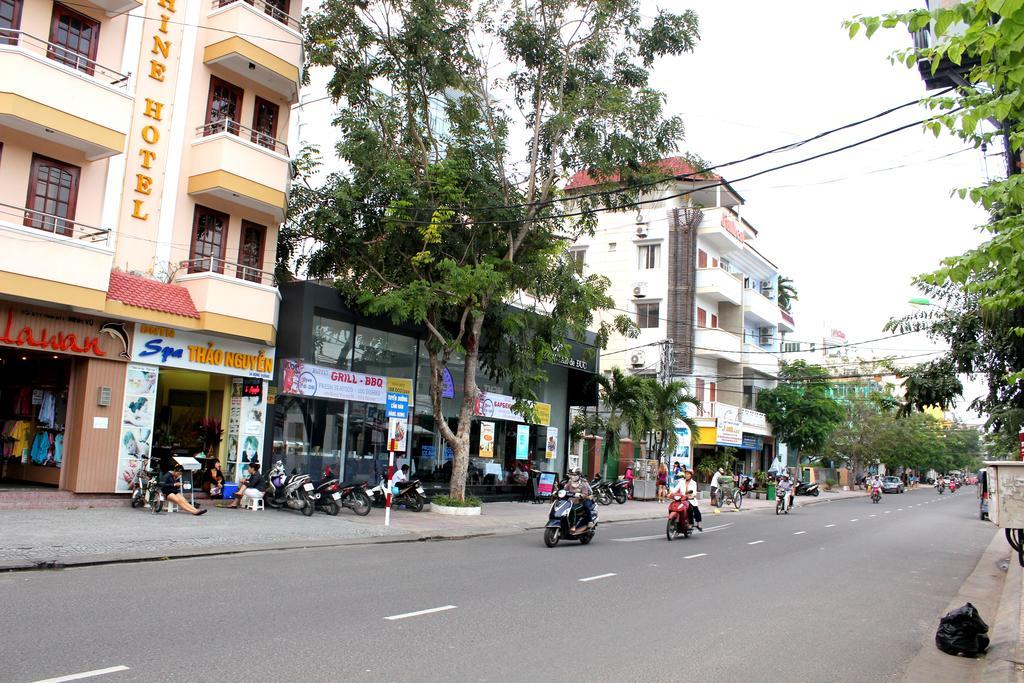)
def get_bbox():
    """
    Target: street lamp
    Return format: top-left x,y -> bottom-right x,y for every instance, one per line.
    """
908,297 -> 933,306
